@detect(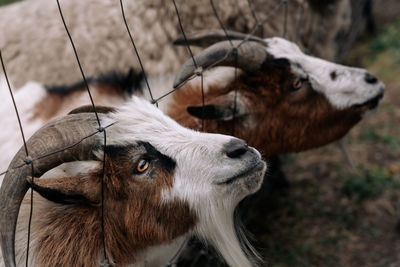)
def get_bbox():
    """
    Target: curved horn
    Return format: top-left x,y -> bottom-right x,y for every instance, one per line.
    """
0,113 -> 108,267
173,40 -> 268,88
173,29 -> 266,47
